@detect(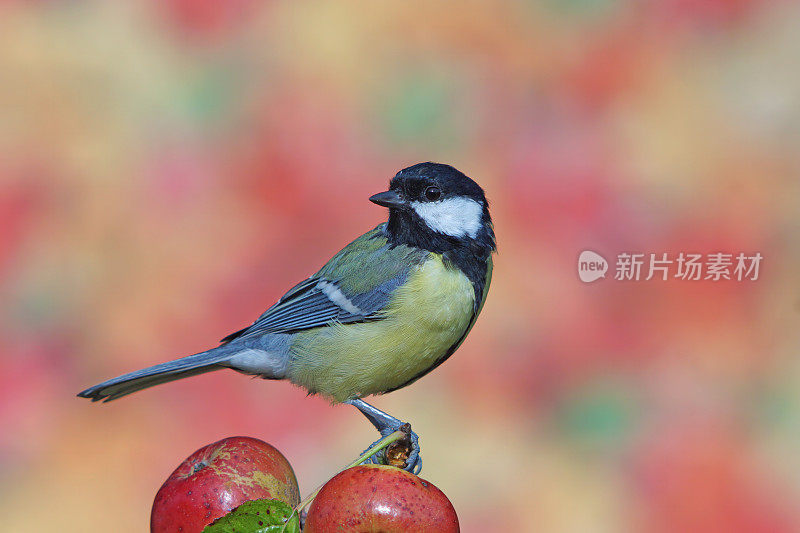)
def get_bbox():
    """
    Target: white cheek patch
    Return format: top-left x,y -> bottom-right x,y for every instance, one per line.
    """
410,197 -> 483,238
